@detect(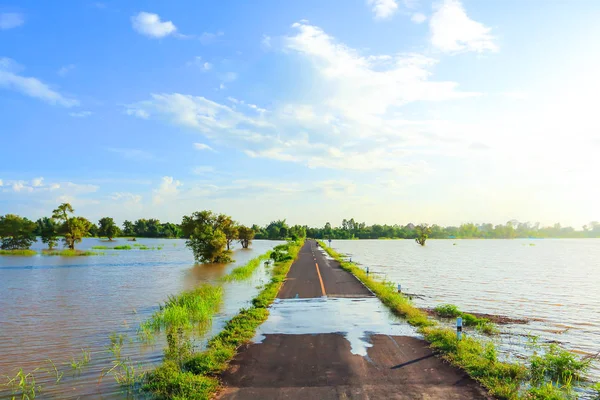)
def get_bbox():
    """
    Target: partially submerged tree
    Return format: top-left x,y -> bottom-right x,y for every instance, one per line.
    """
36,217 -> 59,250
415,224 -> 432,246
98,217 -> 119,241
52,203 -> 92,250
181,210 -> 233,263
217,215 -> 238,250
237,225 -> 255,249
0,214 -> 37,250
